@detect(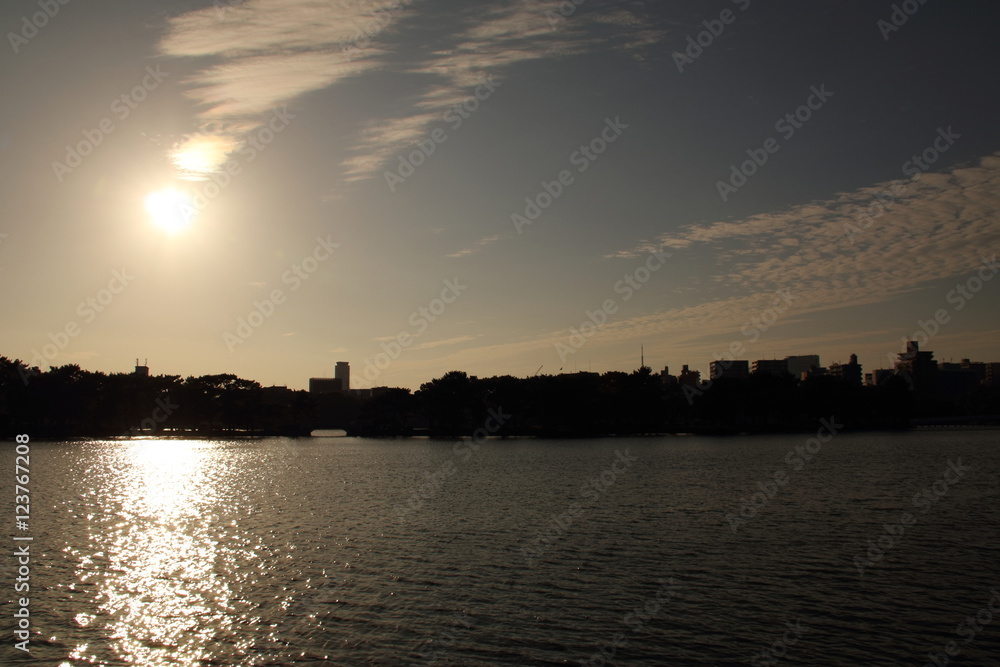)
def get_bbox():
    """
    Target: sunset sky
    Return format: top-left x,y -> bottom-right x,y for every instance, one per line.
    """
2,0 -> 998,390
